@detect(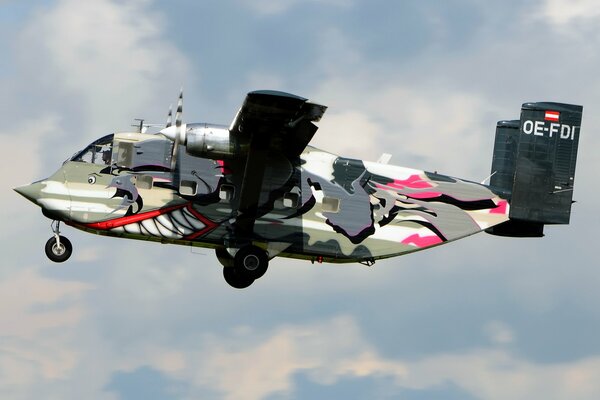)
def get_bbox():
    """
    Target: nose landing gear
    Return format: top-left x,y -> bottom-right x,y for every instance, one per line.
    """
45,221 -> 72,263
